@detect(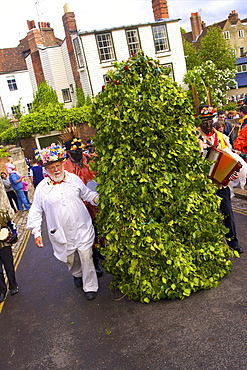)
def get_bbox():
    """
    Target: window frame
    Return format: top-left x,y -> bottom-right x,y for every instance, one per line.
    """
7,78 -> 18,91
240,47 -> 245,57
223,31 -> 230,40
73,37 -> 84,68
95,32 -> 115,63
152,24 -> 170,53
236,64 -> 247,73
11,106 -> 18,116
238,29 -> 244,38
161,62 -> 174,80
35,131 -> 62,151
103,74 -> 111,84
125,28 -> 141,57
62,88 -> 72,103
